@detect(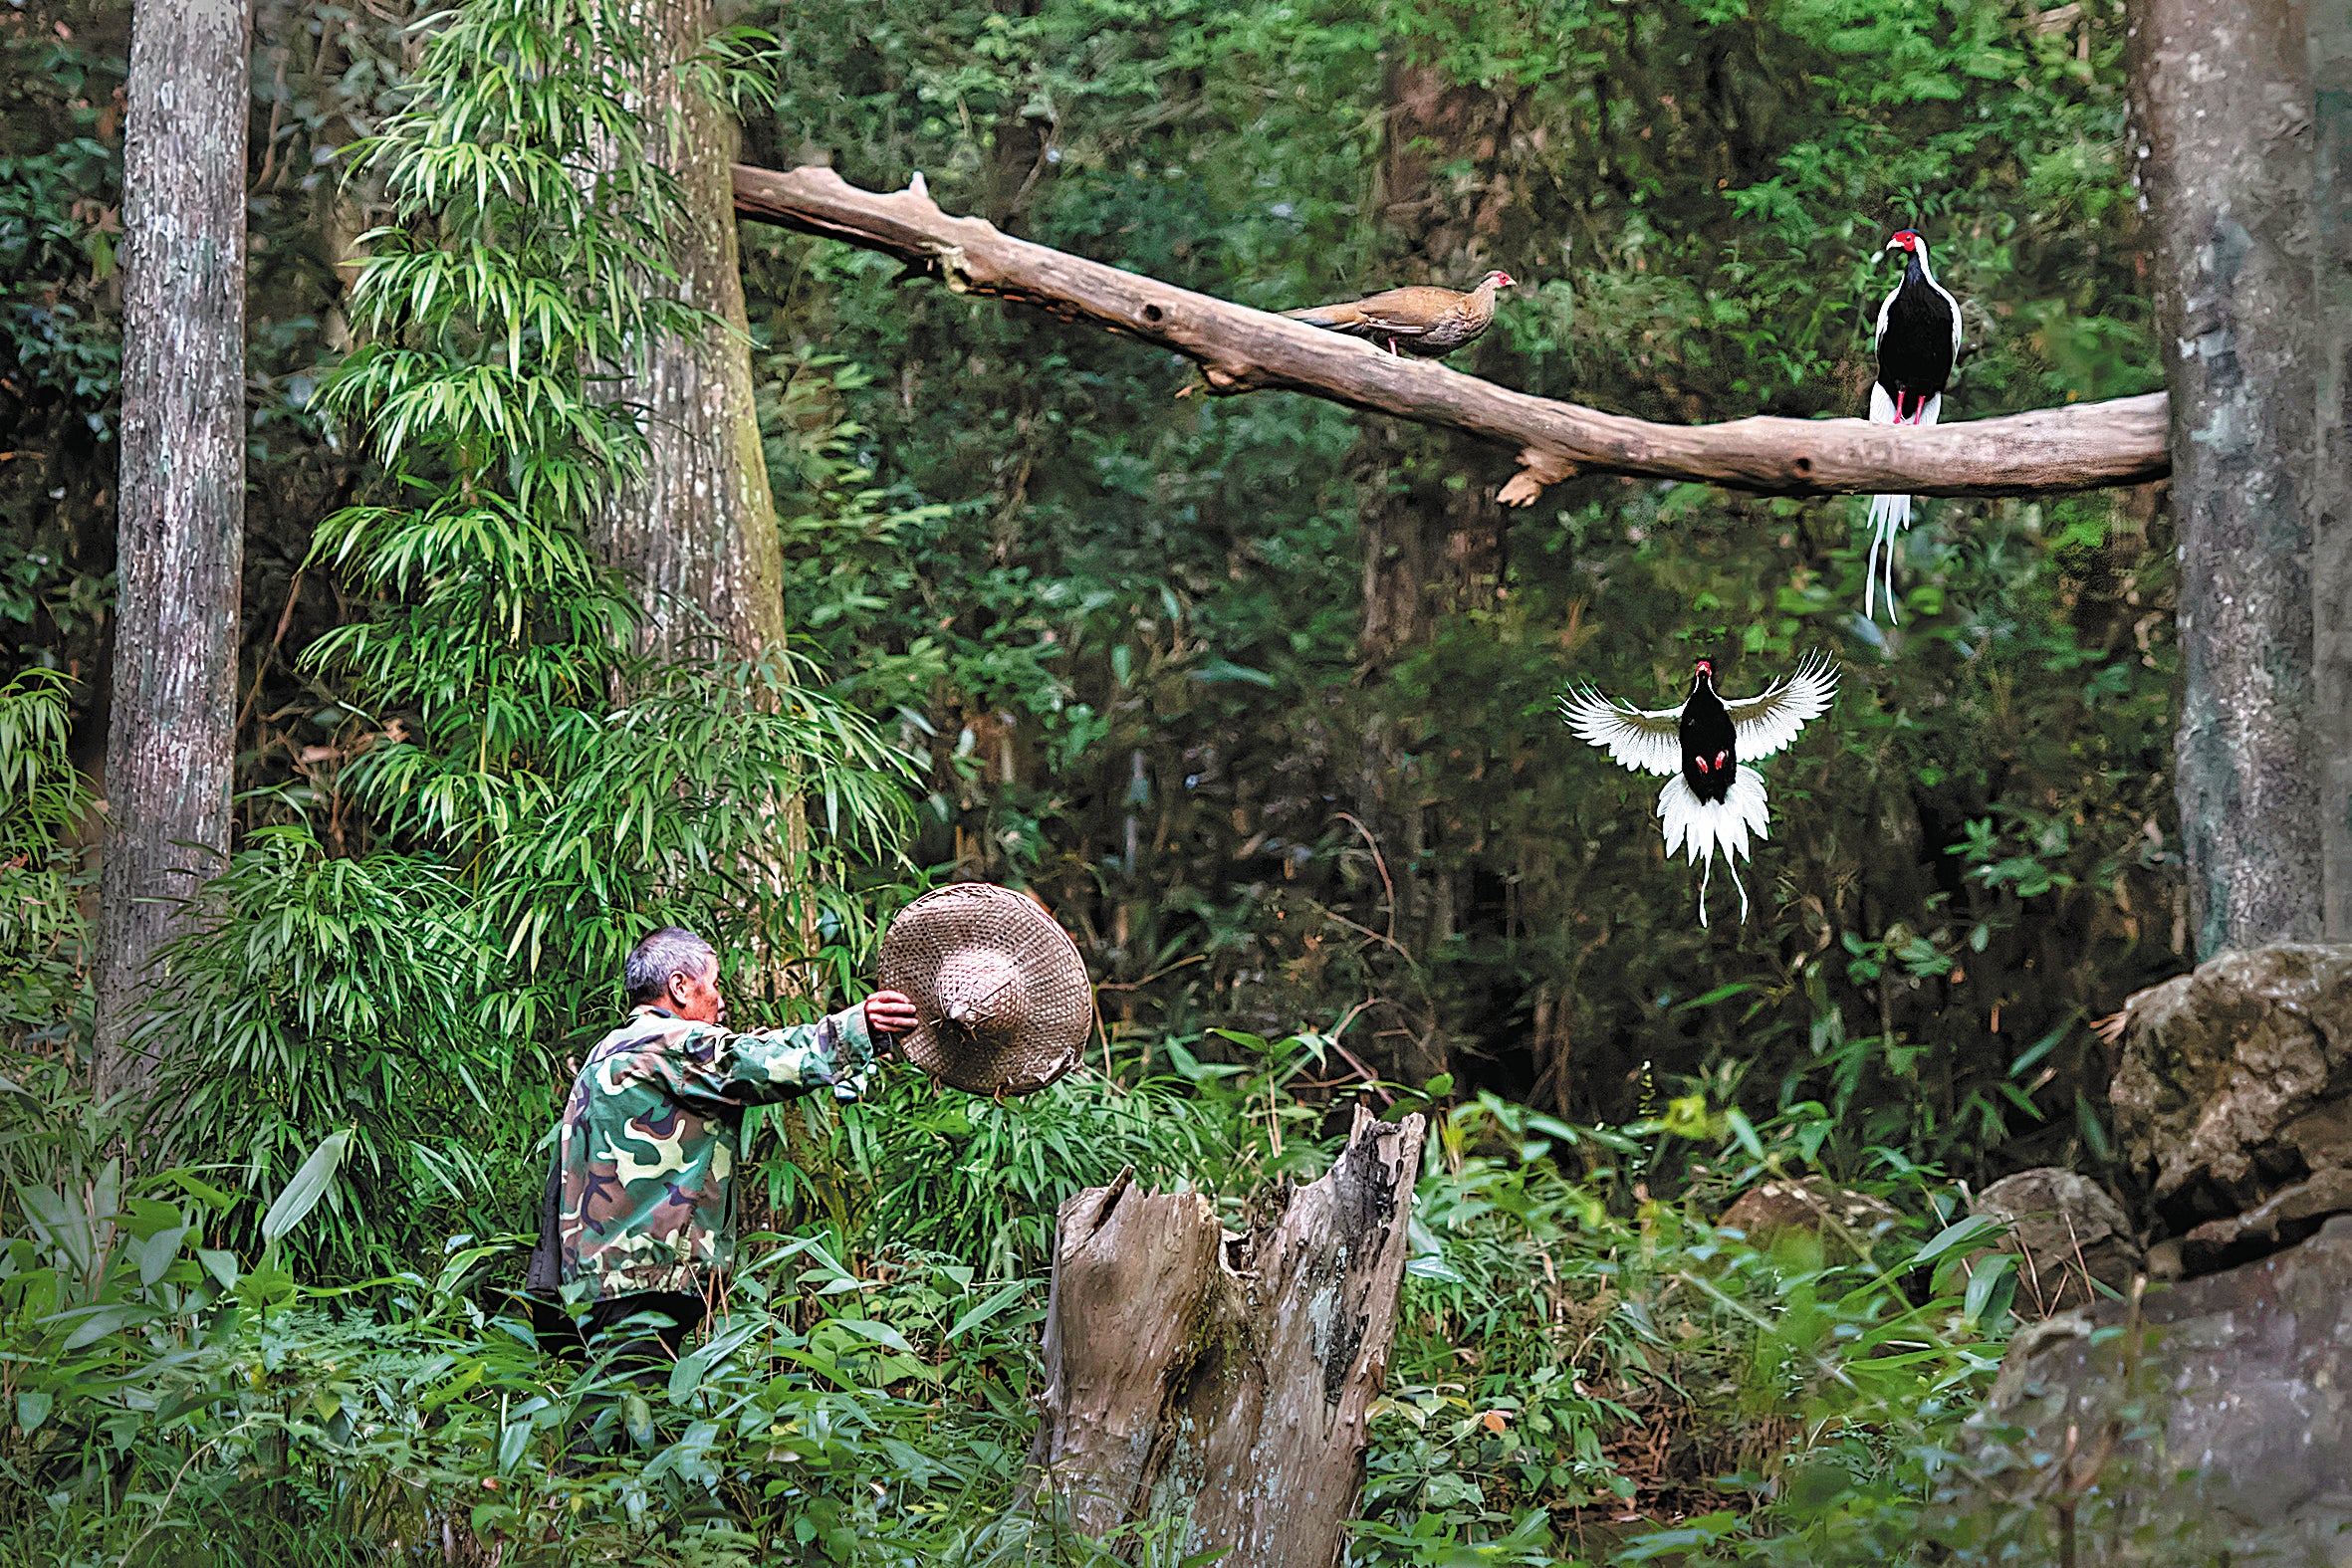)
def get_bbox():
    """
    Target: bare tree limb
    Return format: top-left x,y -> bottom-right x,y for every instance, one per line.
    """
735,163 -> 2170,508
